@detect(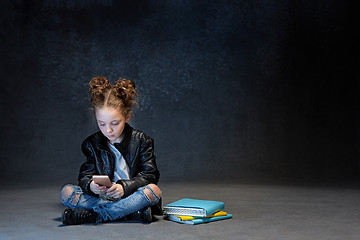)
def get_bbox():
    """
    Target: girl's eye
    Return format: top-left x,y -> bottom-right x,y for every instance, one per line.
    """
112,122 -> 119,125
100,124 -> 105,127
